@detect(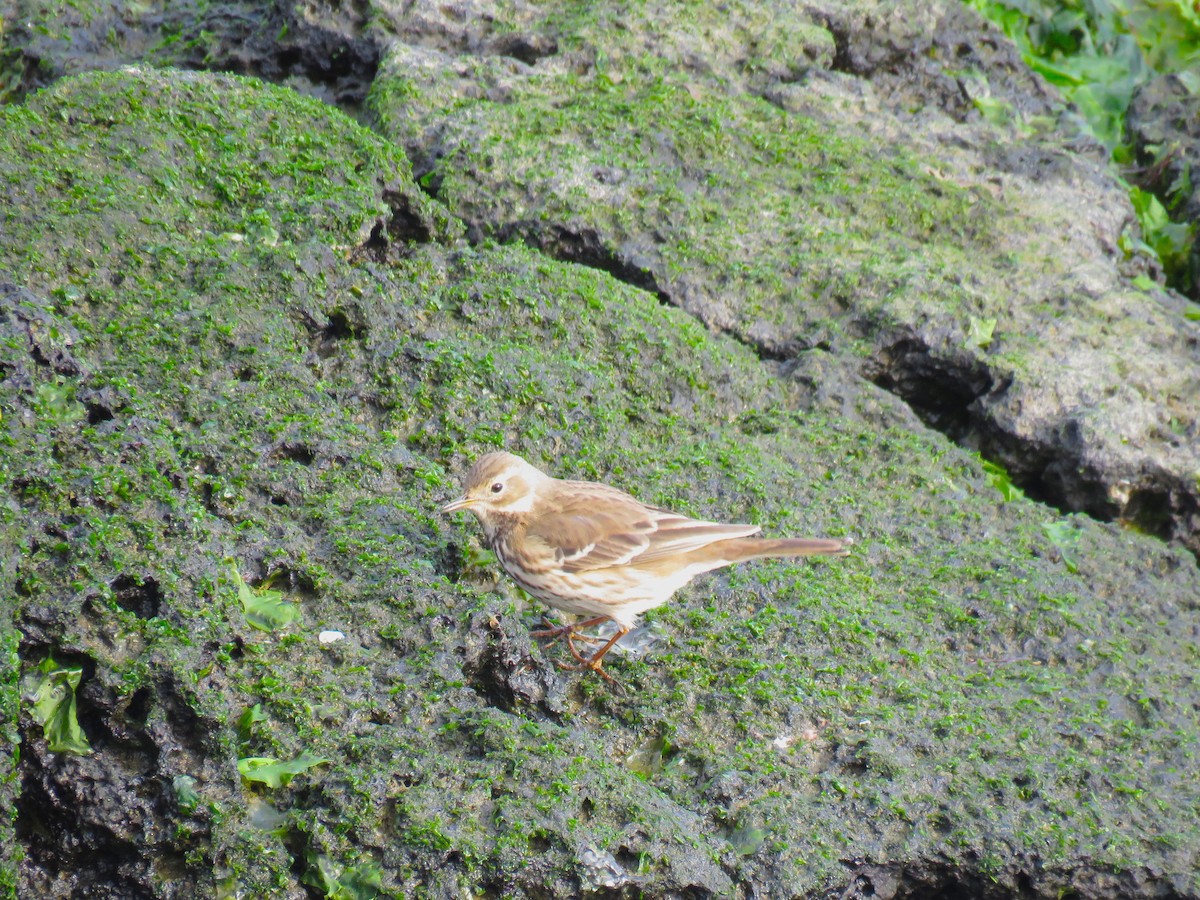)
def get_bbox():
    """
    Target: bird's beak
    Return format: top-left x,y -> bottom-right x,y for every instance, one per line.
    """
441,496 -> 475,513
